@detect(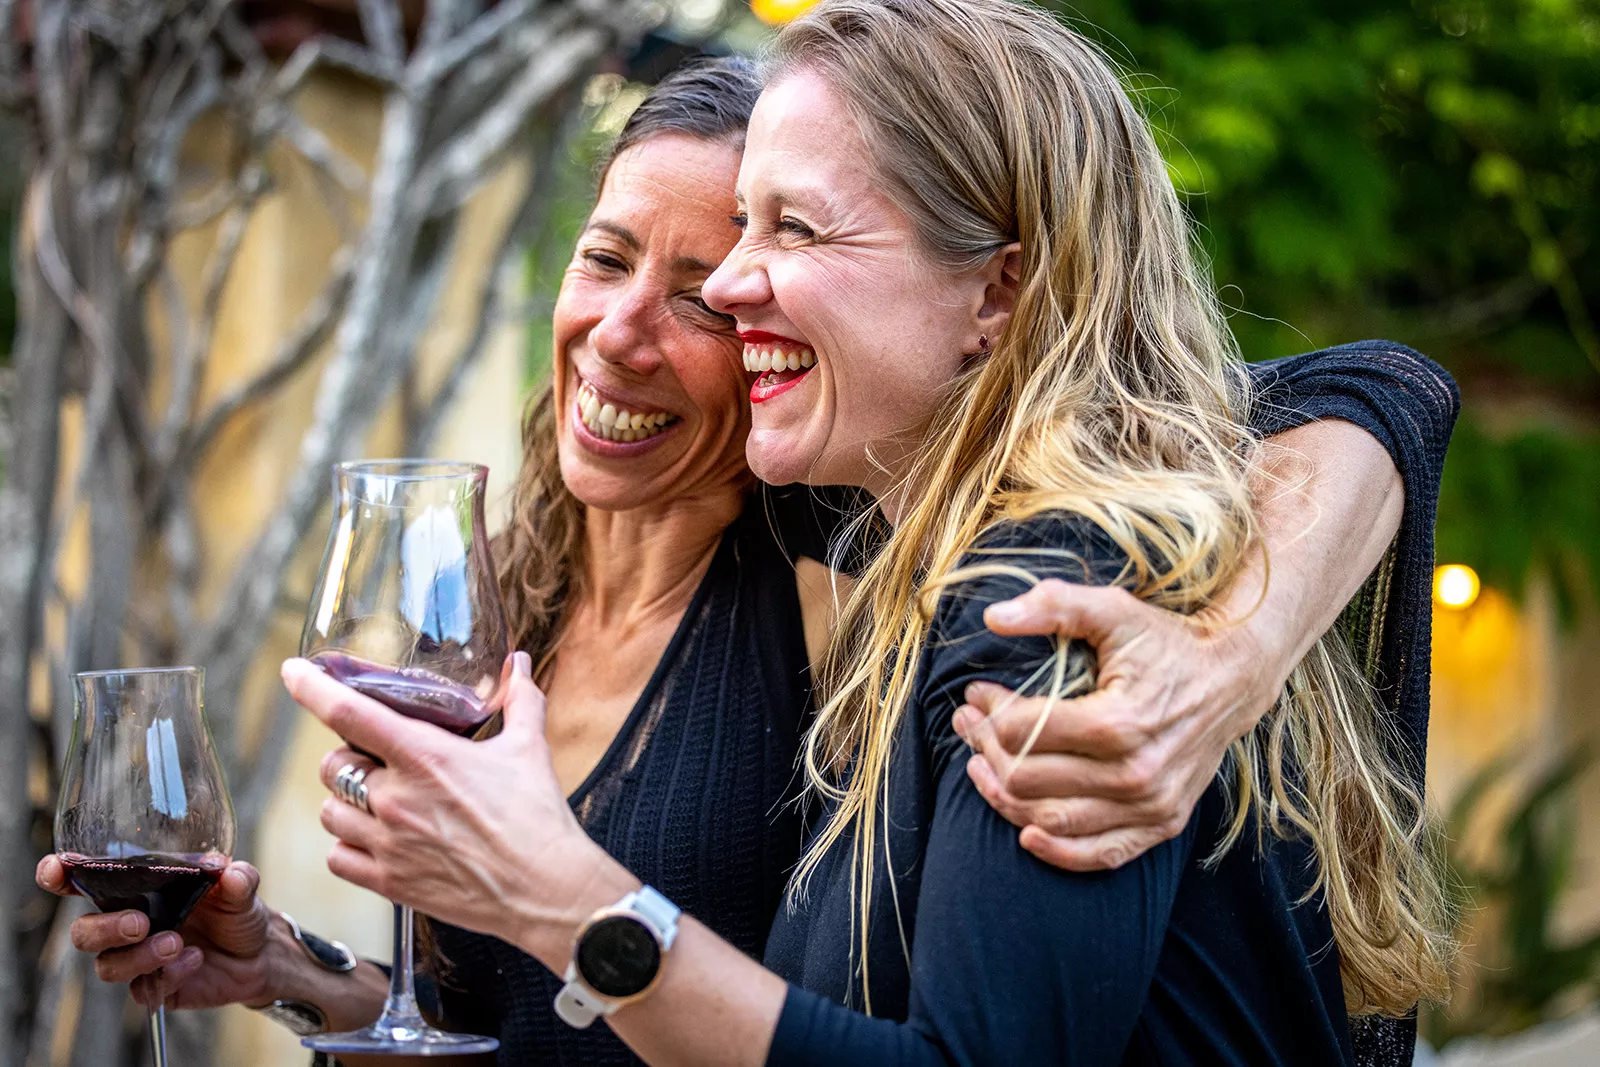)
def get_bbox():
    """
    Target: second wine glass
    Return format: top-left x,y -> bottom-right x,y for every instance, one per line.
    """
300,459 -> 510,1057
